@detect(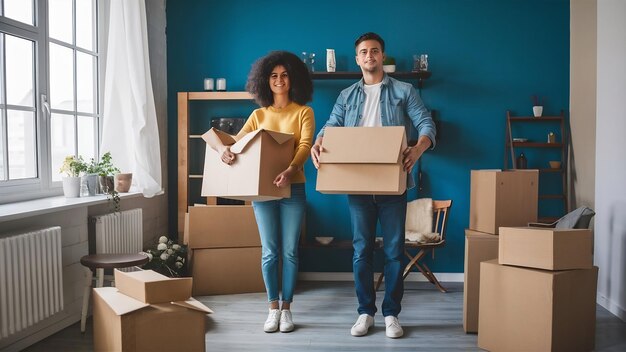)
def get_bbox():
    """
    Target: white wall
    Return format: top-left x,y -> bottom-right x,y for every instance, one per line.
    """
595,0 -> 626,322
570,0 -> 597,211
